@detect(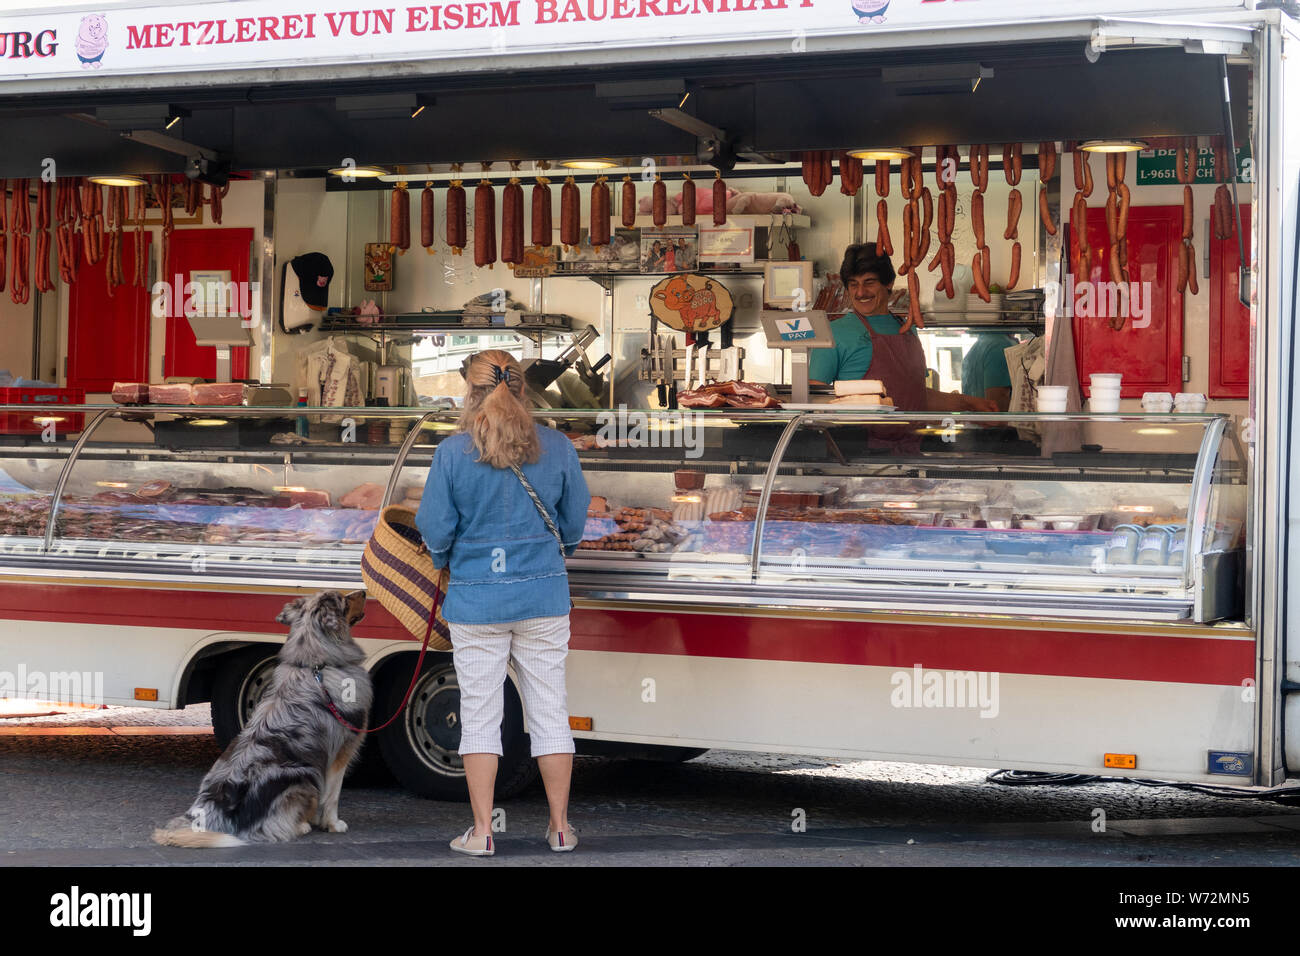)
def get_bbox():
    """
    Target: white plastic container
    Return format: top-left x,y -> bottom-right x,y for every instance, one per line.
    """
1174,392 -> 1208,413
1090,373 -> 1123,388
1037,386 -> 1068,412
1089,391 -> 1121,413
1141,392 -> 1174,413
